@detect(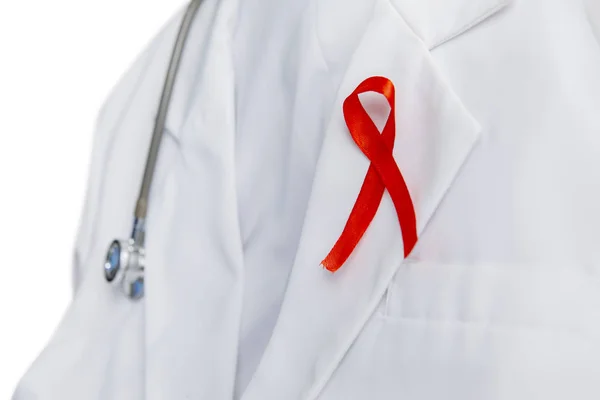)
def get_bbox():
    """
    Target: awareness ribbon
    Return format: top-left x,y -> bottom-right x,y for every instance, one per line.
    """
321,76 -> 418,273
